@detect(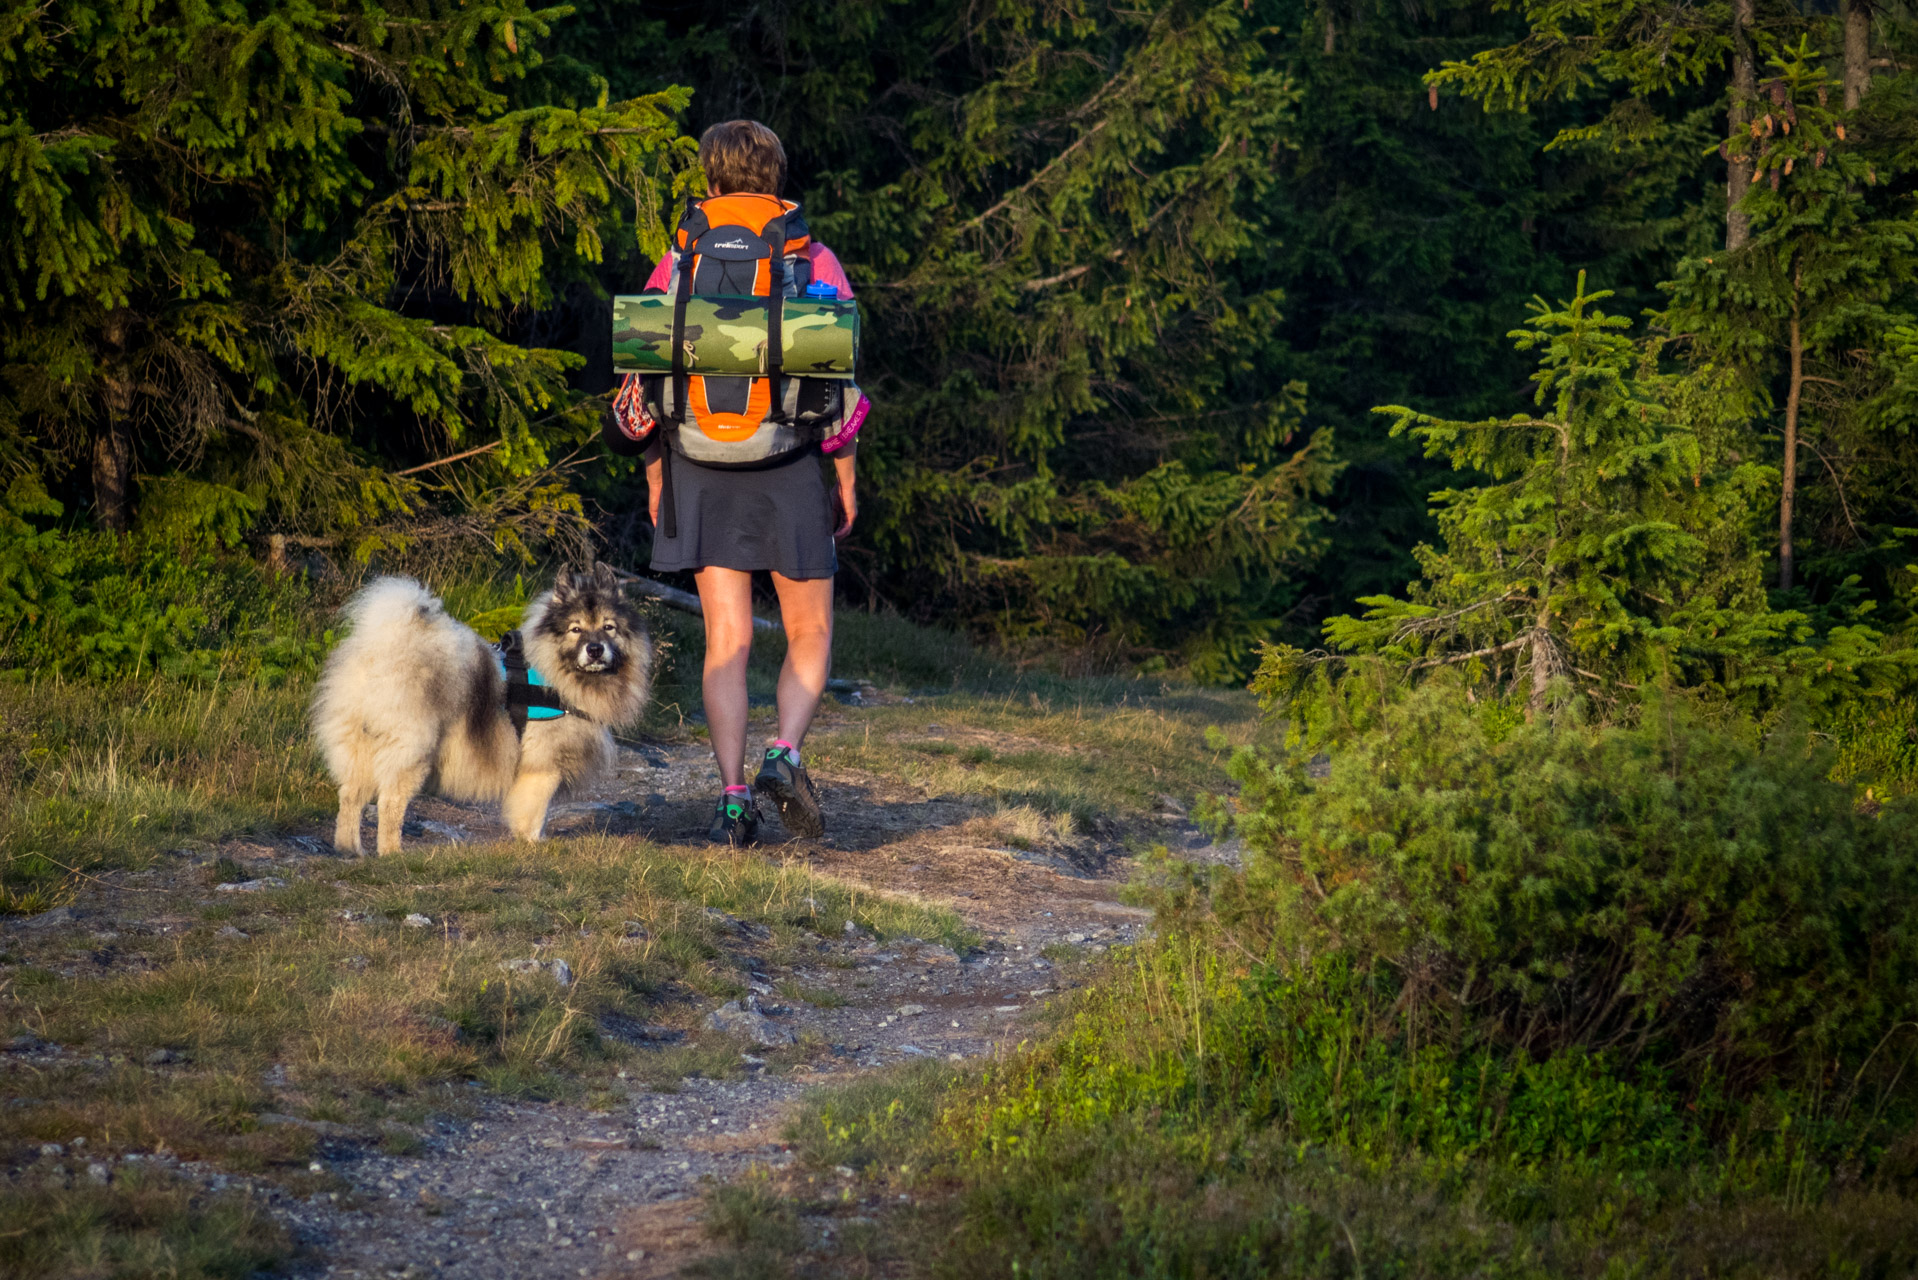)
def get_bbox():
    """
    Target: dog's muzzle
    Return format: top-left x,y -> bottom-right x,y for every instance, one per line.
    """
577,641 -> 616,673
